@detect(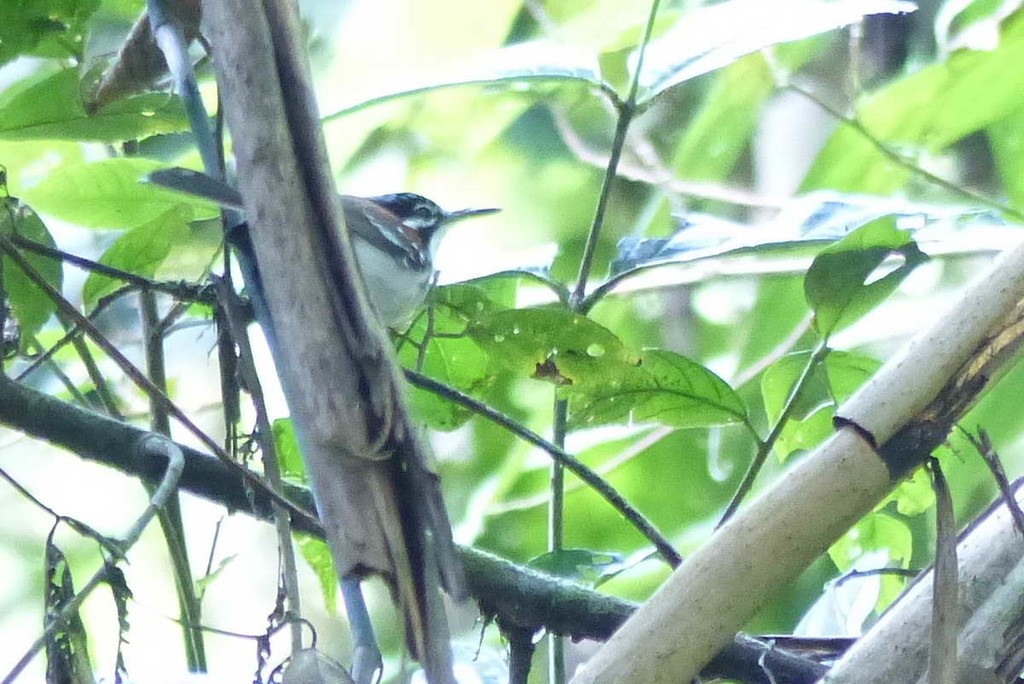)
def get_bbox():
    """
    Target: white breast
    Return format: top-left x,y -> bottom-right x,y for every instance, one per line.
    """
352,236 -> 432,327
